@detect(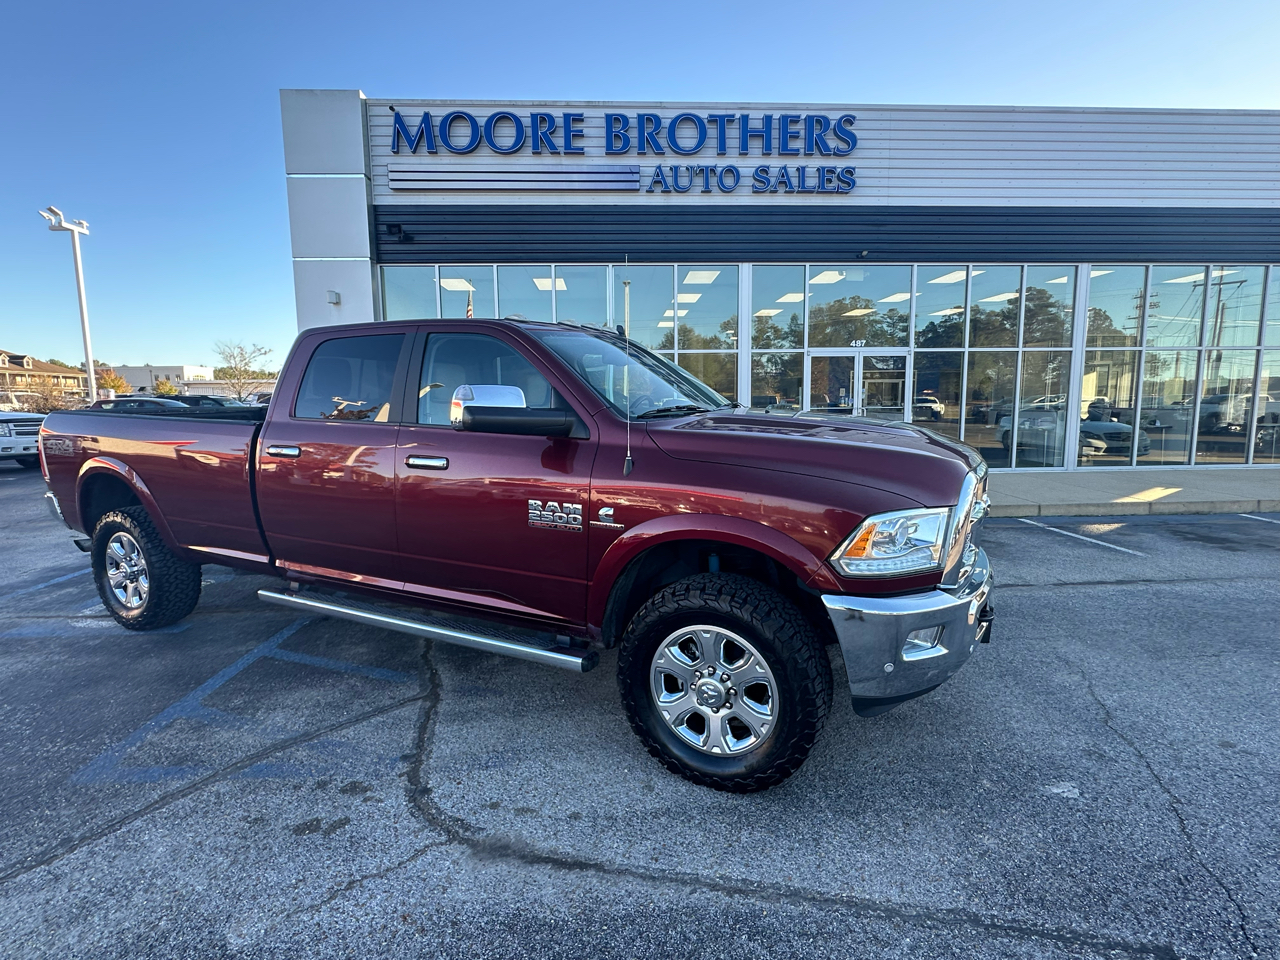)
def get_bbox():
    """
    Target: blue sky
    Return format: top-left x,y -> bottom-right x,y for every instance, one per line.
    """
2,0 -> 1276,370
